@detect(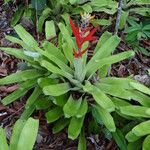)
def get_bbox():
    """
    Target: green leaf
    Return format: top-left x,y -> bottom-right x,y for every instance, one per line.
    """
112,129 -> 127,150
125,131 -> 140,142
132,120 -> 150,137
53,94 -> 68,107
42,41 -> 67,64
43,82 -> 70,96
86,51 -> 135,77
14,25 -> 38,50
94,105 -> 116,132
16,118 -> 39,150
52,118 -> 70,134
11,6 -> 24,27
35,97 -> 53,110
91,19 -> 111,26
10,119 -> 26,150
63,96 -> 82,118
38,8 -> 51,33
25,86 -> 42,108
119,11 -> 129,30
119,106 -> 150,118
84,82 -> 115,112
0,69 -> 43,85
0,128 -> 9,150
76,99 -> 88,118
46,107 -> 63,123
143,135 -> 150,150
58,23 -> 74,64
2,79 -> 36,105
127,139 -> 143,150
0,47 -> 35,64
130,82 -> 150,96
68,116 -> 85,140
78,128 -> 86,150
31,0 -> 46,10
45,20 -> 56,40
40,60 -> 73,79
